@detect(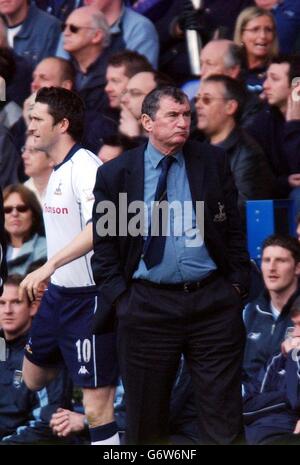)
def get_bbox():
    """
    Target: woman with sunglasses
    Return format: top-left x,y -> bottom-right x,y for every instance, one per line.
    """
3,184 -> 46,276
234,6 -> 279,94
